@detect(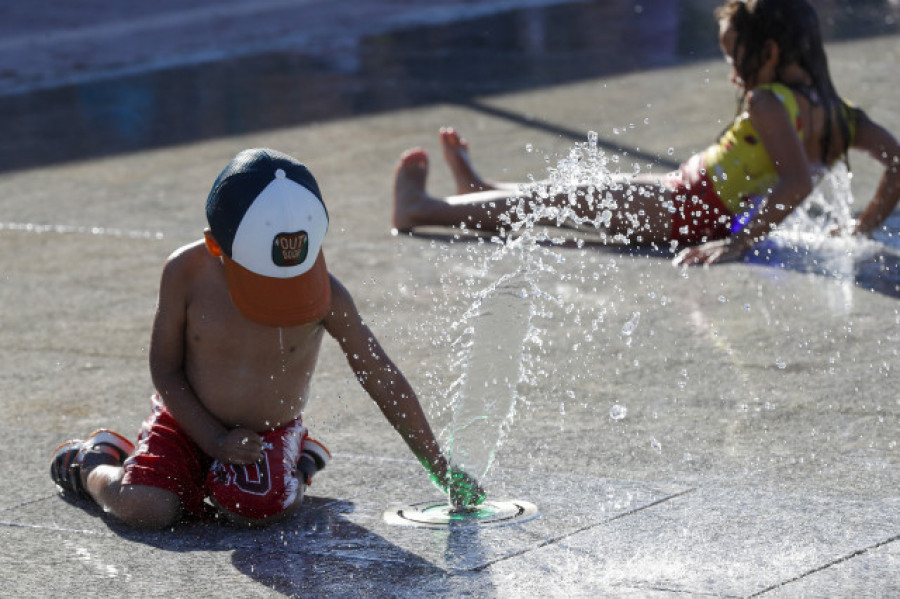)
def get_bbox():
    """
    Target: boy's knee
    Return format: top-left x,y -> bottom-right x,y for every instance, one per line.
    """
113,485 -> 182,529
